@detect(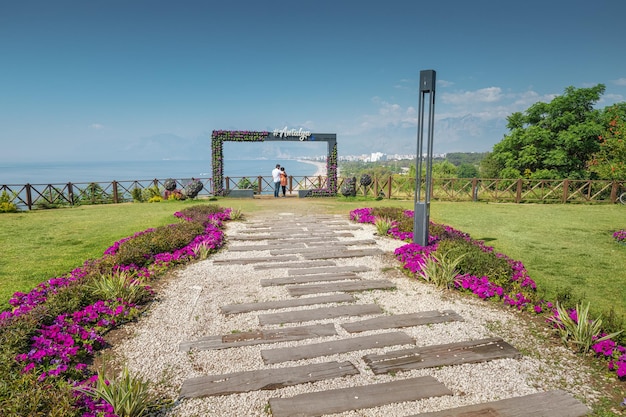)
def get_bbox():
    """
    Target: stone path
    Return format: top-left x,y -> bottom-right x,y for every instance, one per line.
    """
175,213 -> 591,416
